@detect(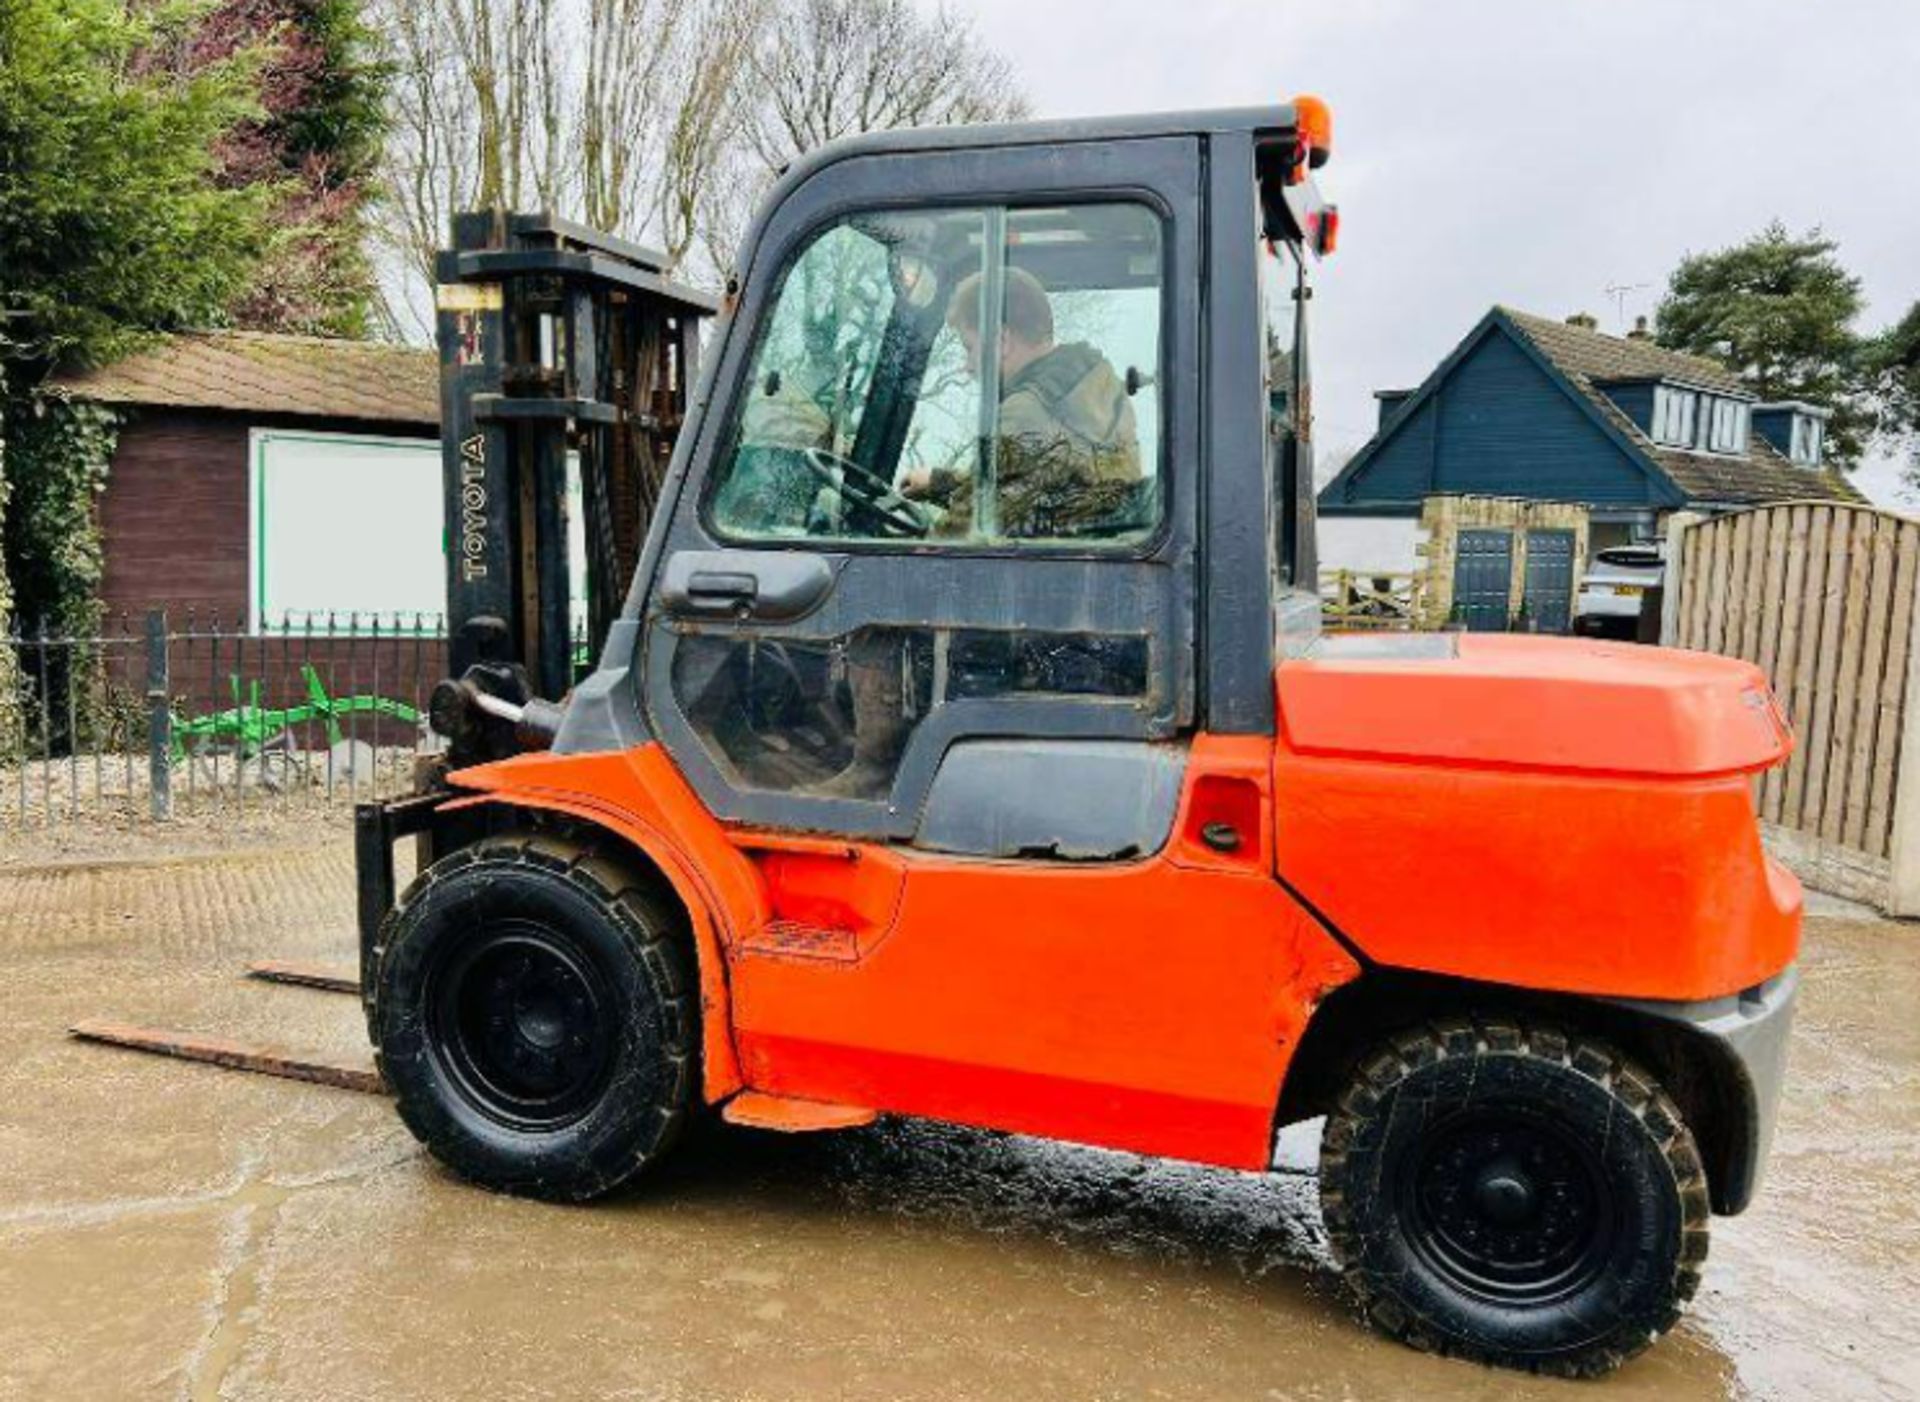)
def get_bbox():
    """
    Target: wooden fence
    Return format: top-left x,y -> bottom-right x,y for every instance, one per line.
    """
1319,569 -> 1422,631
1663,502 -> 1920,914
